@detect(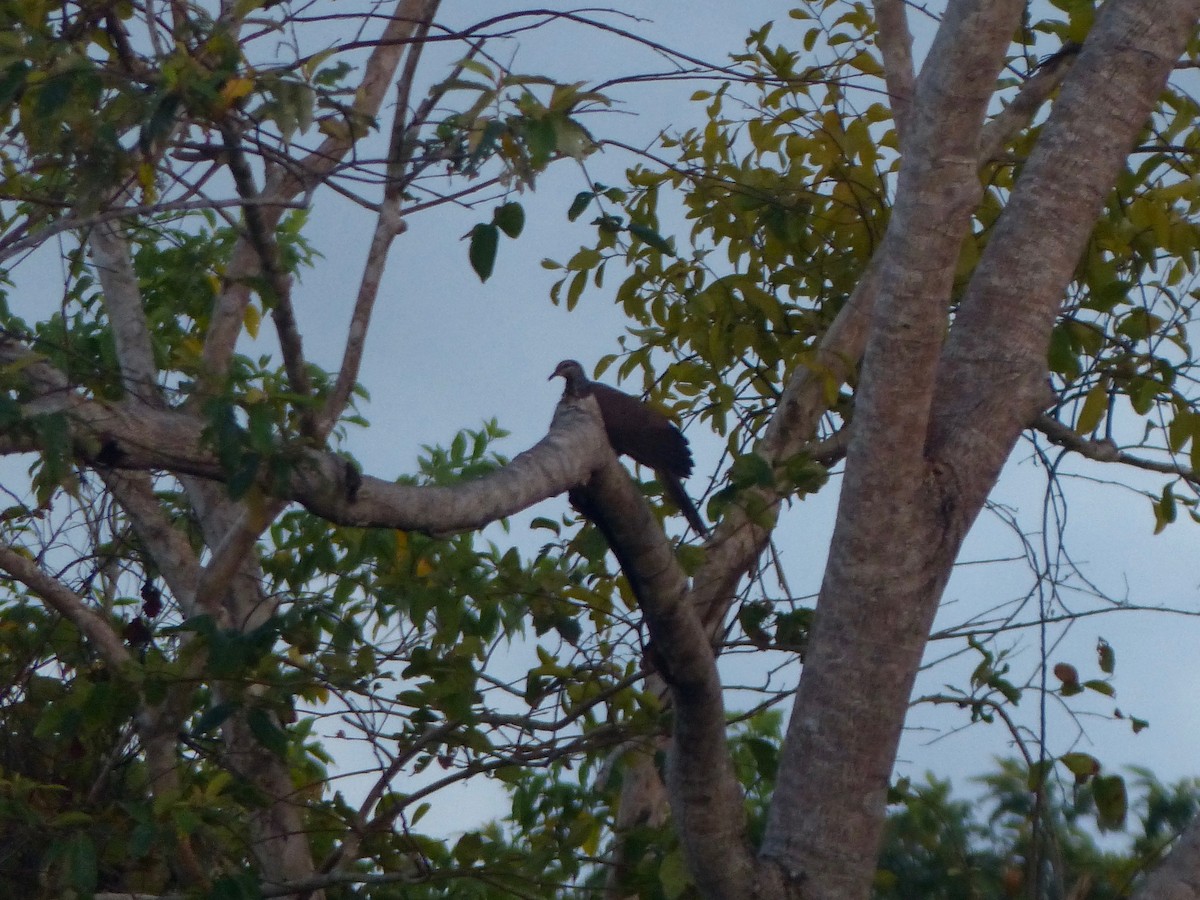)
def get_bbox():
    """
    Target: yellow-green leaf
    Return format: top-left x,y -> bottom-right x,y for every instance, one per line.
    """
1075,382 -> 1108,434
